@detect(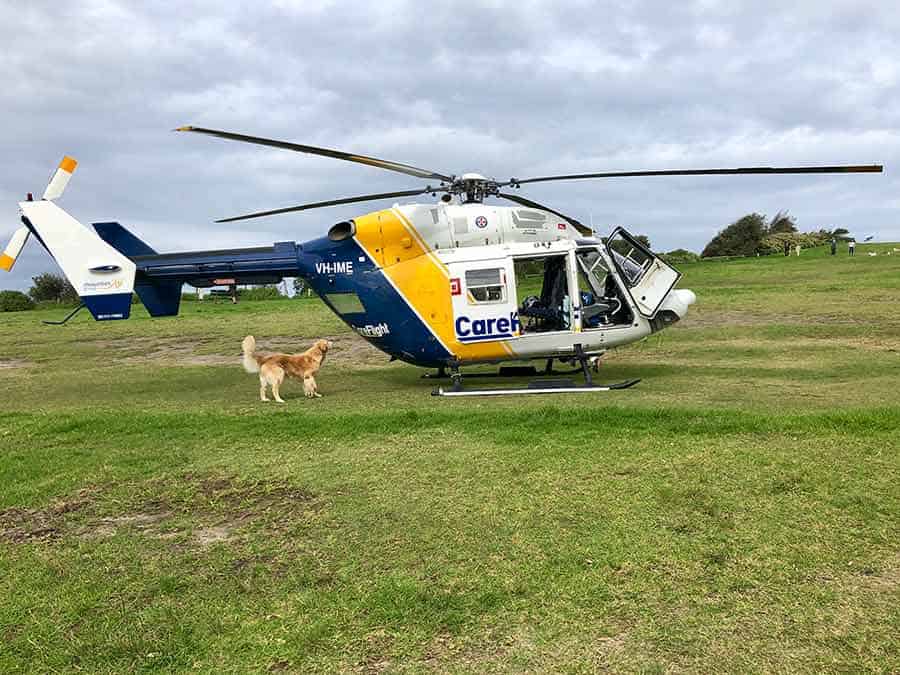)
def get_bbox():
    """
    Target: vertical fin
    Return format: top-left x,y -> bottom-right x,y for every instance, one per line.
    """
19,200 -> 136,321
